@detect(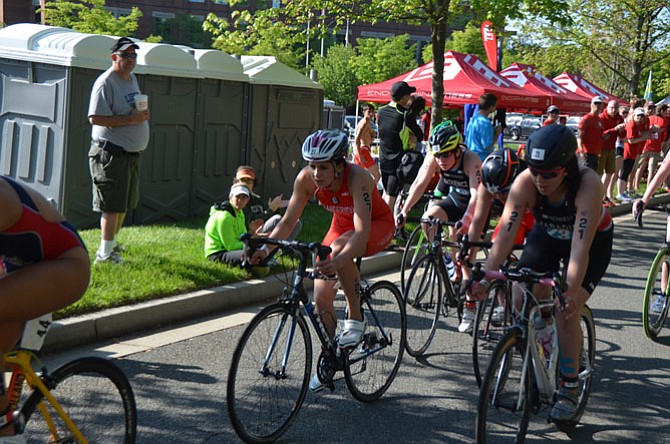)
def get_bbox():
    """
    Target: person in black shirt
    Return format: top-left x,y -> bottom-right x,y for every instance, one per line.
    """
377,81 -> 423,209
